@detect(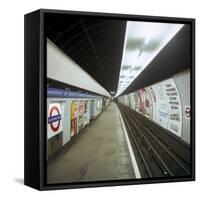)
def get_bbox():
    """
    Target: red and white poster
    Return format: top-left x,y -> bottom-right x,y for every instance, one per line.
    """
47,102 -> 63,139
